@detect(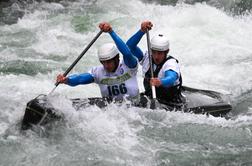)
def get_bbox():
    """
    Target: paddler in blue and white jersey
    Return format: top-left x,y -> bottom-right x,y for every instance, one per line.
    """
127,21 -> 184,106
57,22 -> 139,101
